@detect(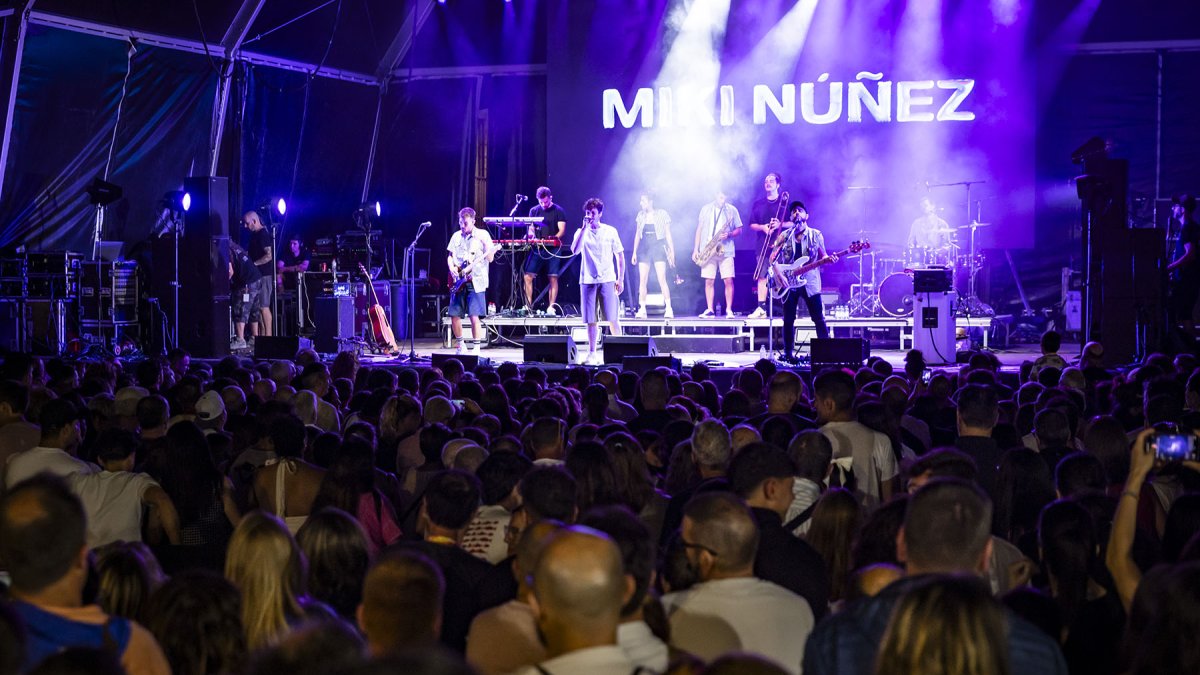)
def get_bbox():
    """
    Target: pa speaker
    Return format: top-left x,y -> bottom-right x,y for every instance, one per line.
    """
621,355 -> 681,375
602,335 -> 656,364
183,176 -> 230,238
254,336 -> 313,360
313,296 -> 356,353
523,335 -> 576,364
431,353 -> 489,371
811,337 -> 869,371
